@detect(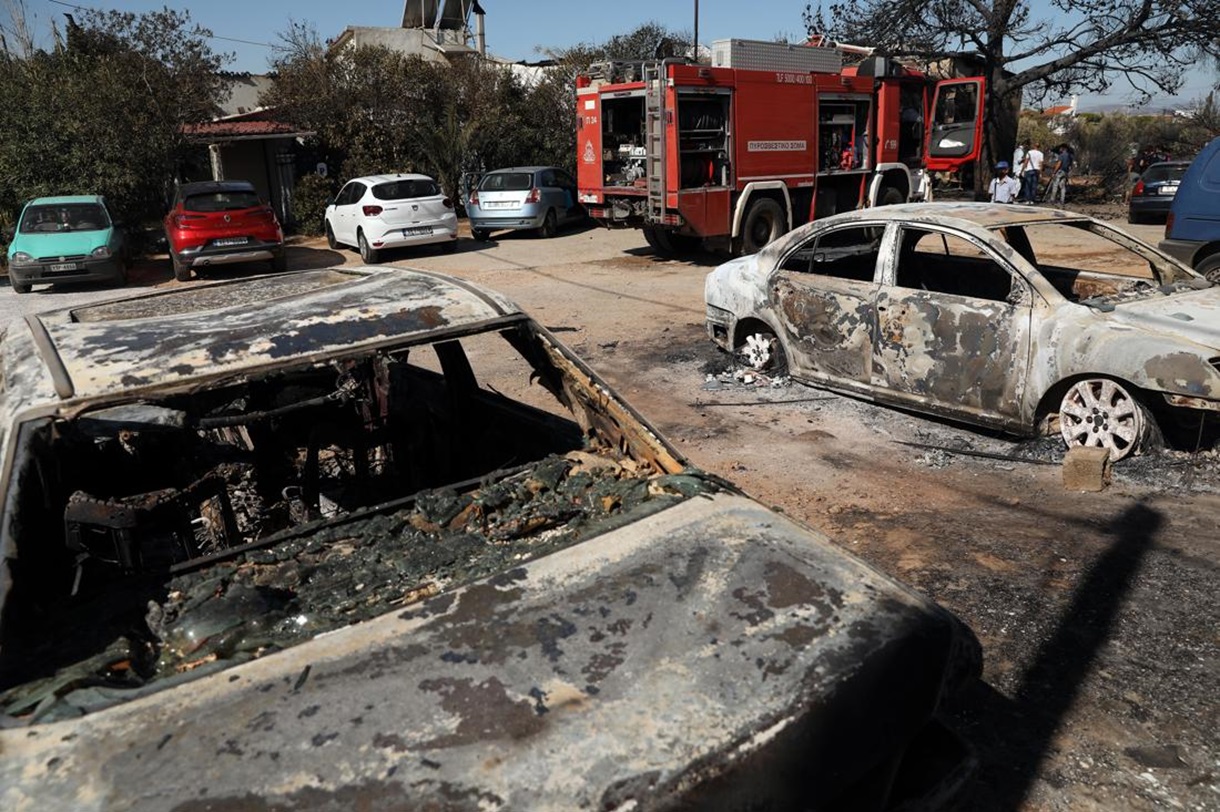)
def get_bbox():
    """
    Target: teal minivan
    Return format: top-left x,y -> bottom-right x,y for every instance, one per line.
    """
4,195 -> 127,294
1159,136 -> 1220,282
